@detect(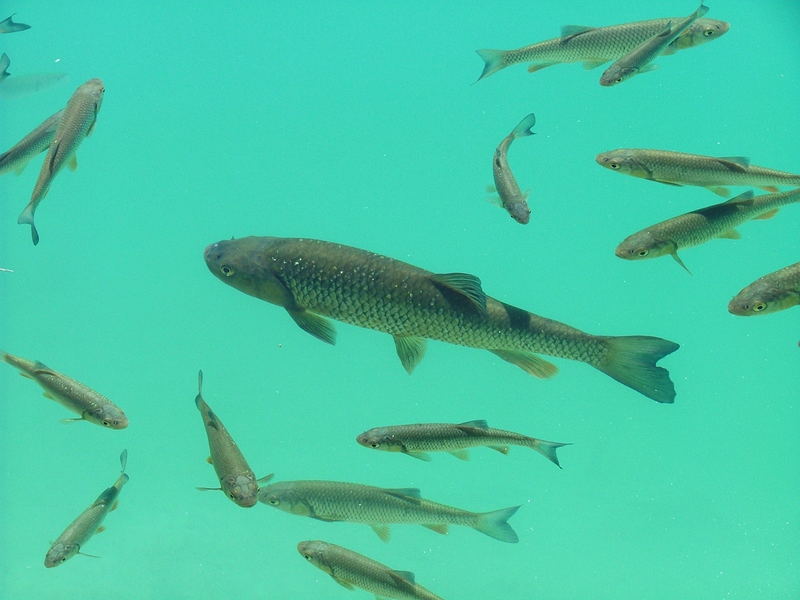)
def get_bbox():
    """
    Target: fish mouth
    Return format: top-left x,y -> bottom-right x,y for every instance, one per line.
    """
614,246 -> 627,259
